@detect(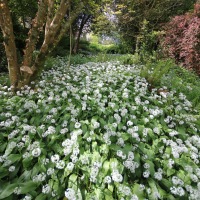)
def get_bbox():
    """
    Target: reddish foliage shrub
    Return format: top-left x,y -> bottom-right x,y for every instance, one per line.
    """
161,4 -> 200,74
